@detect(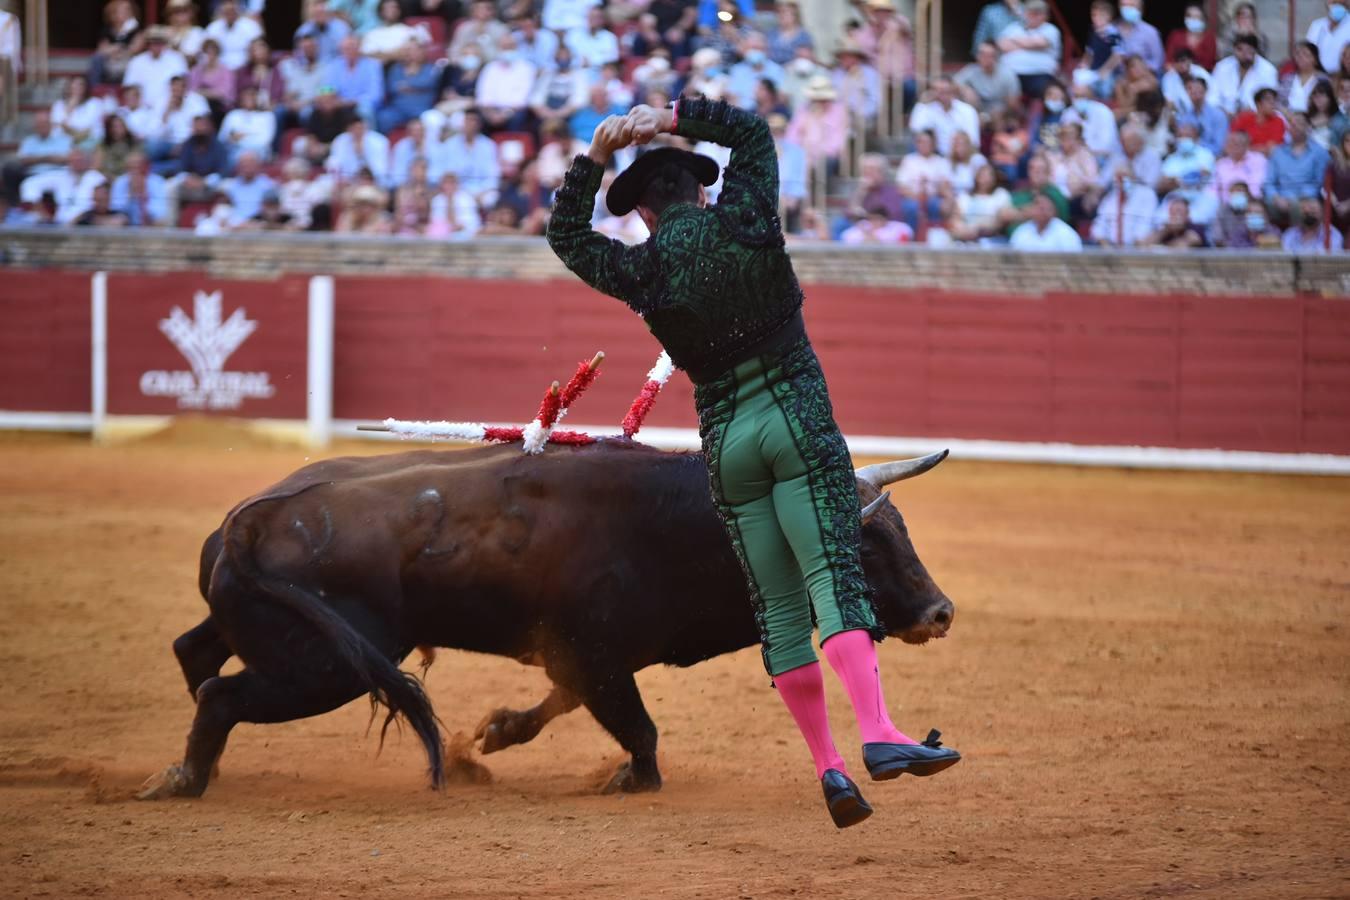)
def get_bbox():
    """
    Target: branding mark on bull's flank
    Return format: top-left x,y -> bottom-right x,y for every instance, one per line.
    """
139,291 -> 276,410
